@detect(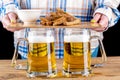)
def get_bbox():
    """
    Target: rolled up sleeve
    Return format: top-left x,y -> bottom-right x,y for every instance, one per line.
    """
2,1 -> 18,16
94,0 -> 120,27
